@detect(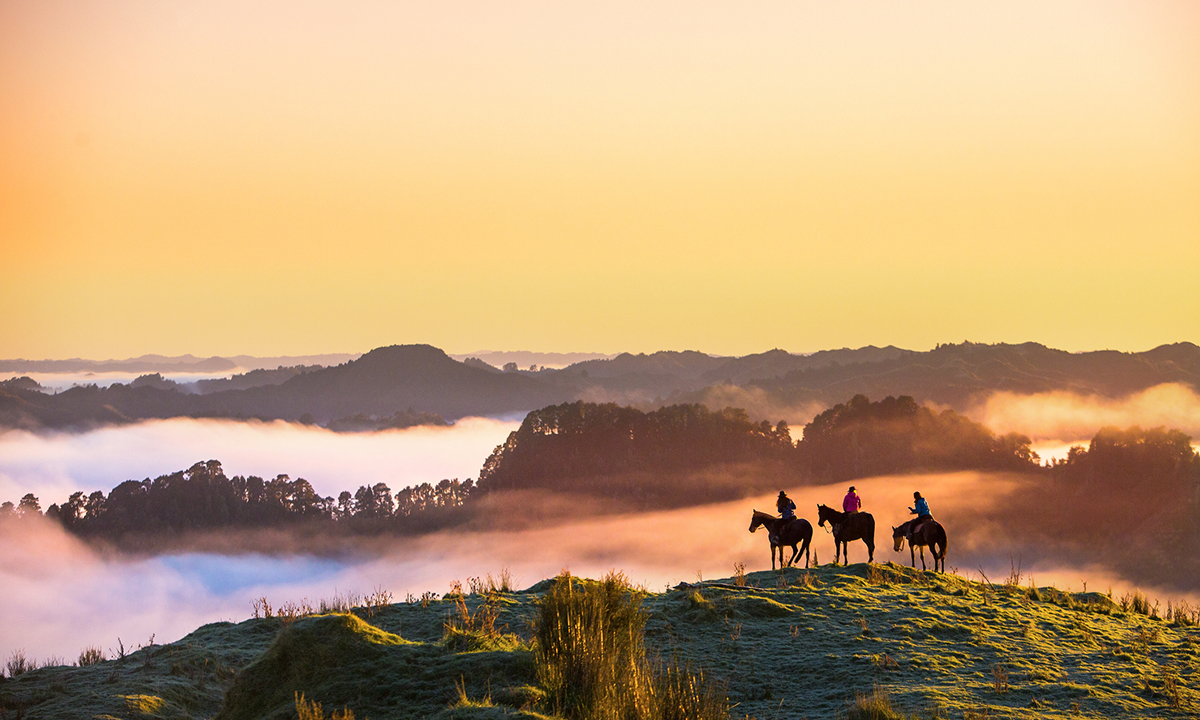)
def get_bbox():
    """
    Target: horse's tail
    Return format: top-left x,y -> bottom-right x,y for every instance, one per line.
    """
935,525 -> 948,559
